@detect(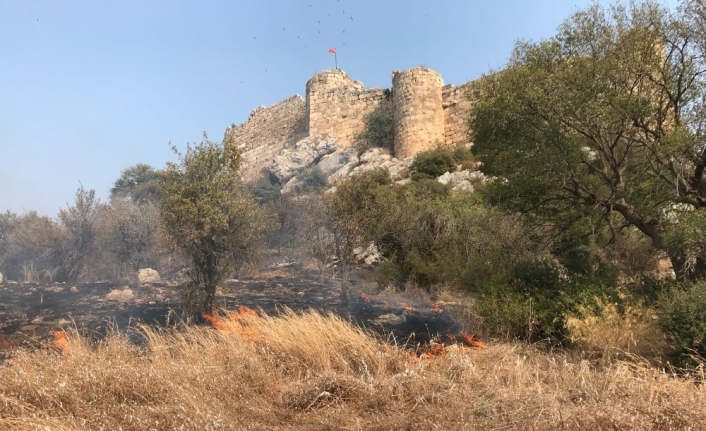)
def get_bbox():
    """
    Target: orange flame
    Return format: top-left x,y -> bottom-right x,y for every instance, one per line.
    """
402,306 -> 418,312
463,334 -> 487,349
430,305 -> 443,313
407,333 -> 488,363
381,300 -> 389,307
52,330 -> 69,353
237,305 -> 257,316
360,293 -> 371,303
203,307 -> 261,342
202,312 -> 228,330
